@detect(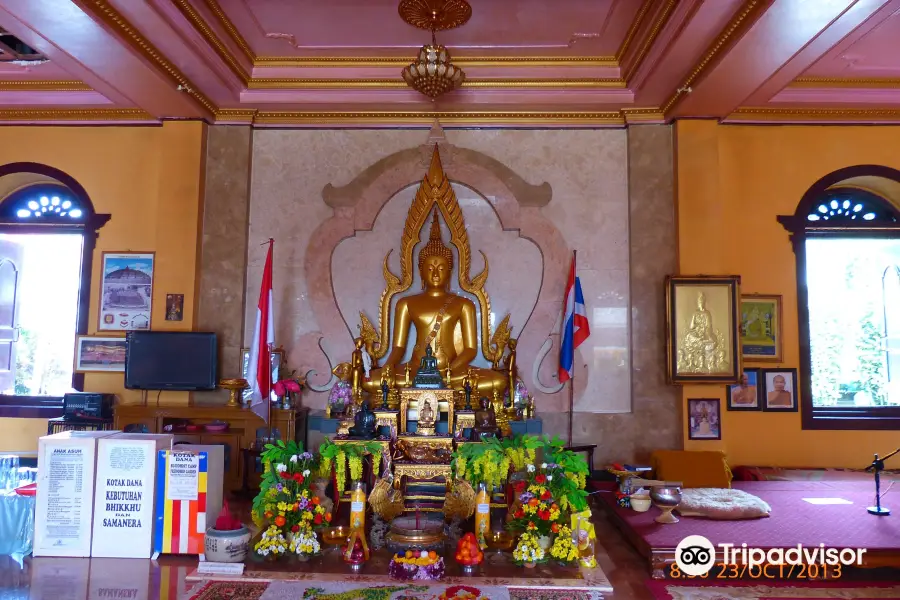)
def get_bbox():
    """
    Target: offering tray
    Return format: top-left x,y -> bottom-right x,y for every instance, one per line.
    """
385,514 -> 445,554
